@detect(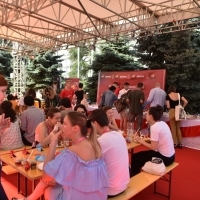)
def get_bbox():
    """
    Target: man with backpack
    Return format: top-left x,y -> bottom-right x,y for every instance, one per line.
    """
117,82 -> 130,131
